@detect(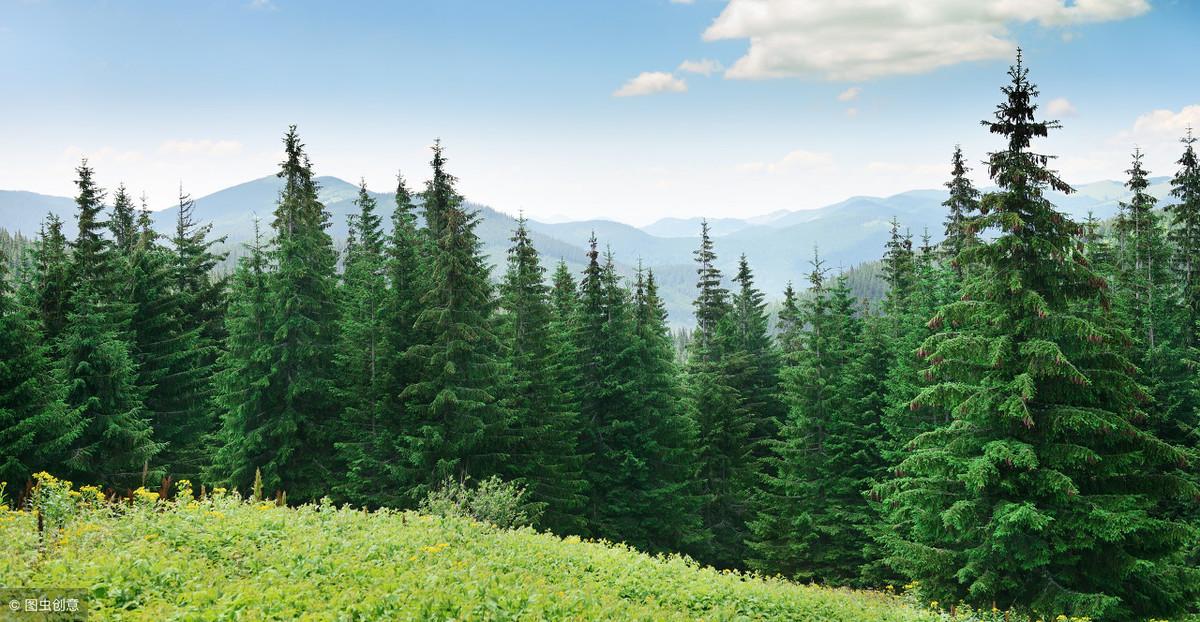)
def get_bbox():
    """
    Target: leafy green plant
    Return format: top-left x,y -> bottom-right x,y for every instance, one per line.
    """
419,475 -> 544,529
